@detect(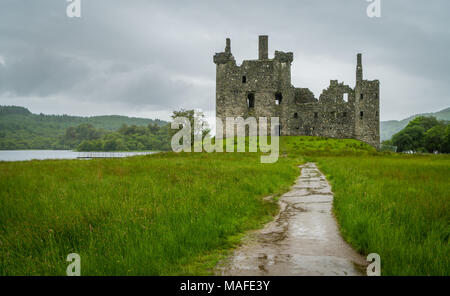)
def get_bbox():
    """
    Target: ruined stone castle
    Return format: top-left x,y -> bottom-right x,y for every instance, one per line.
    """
213,35 -> 380,148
